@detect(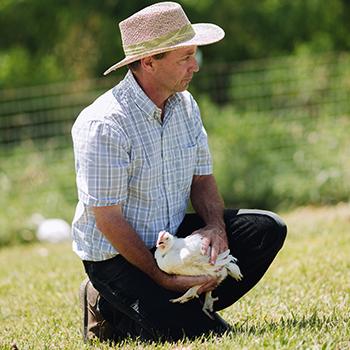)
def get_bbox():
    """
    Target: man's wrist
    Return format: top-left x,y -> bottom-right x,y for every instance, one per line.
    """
206,222 -> 226,234
151,266 -> 168,287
